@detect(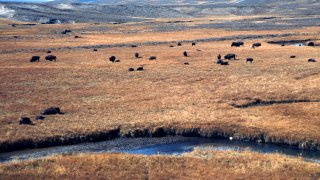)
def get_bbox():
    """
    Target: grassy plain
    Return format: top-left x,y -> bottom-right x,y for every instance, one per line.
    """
0,17 -> 319,149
